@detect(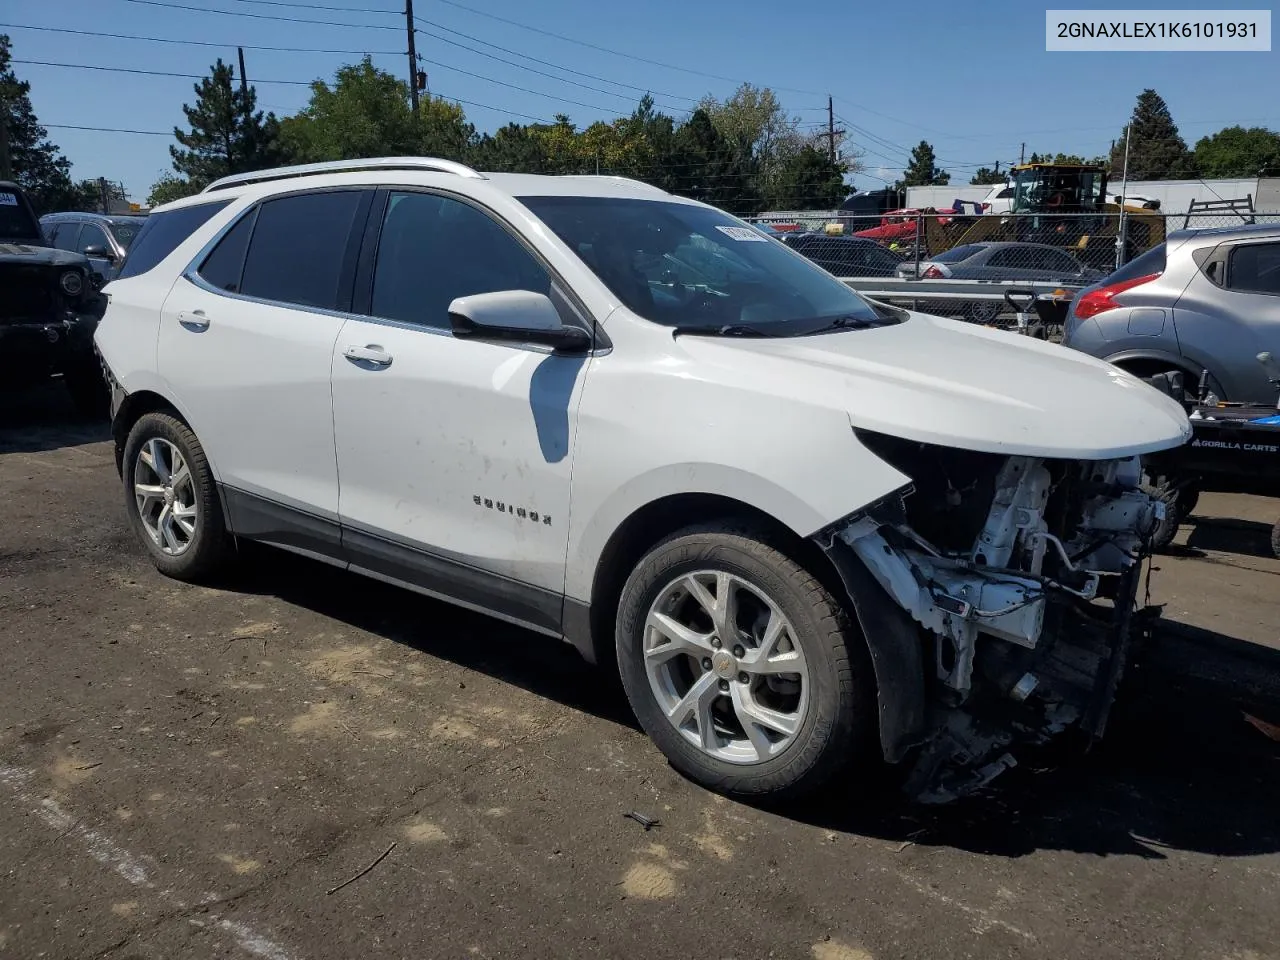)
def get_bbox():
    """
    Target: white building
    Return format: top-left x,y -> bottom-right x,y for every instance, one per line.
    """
907,177 -> 1266,215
